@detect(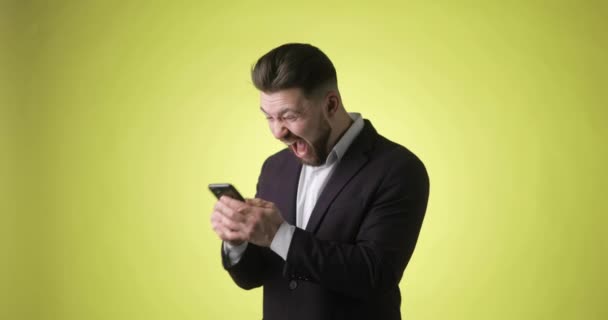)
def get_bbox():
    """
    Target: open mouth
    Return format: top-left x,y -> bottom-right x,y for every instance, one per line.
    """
288,139 -> 308,158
